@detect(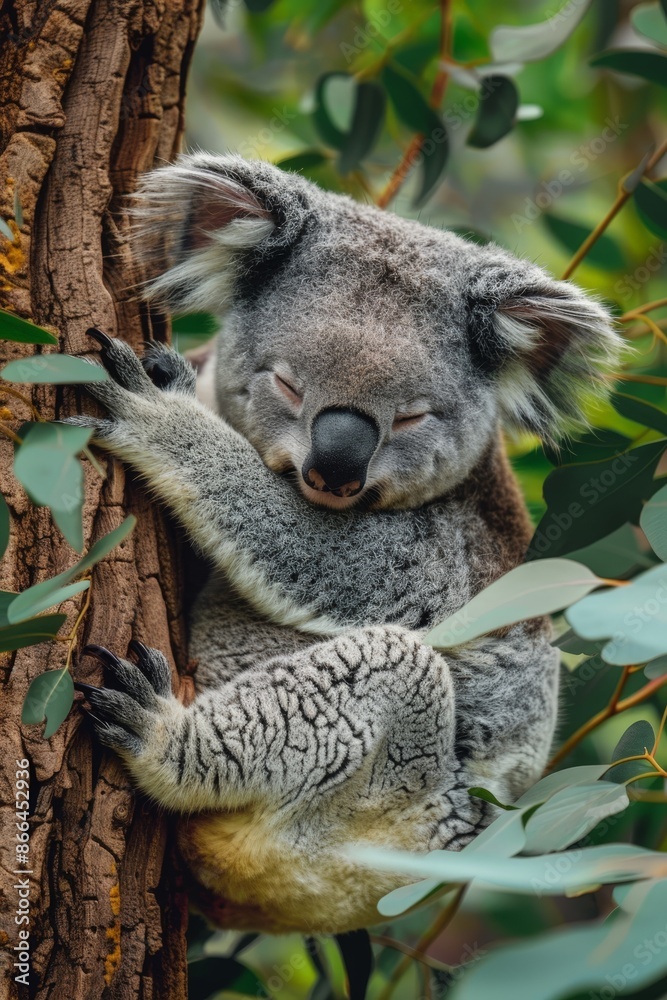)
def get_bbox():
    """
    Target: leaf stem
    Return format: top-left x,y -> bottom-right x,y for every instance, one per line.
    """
621,298 -> 667,321
0,422 -> 22,445
561,137 -> 667,280
0,385 -> 42,420
376,0 -> 452,209
375,885 -> 465,1000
